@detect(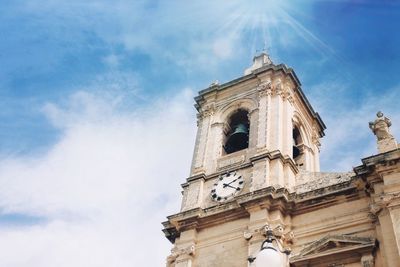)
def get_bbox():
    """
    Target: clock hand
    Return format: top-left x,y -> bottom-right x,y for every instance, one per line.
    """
225,176 -> 241,186
223,184 -> 239,190
222,180 -> 236,188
